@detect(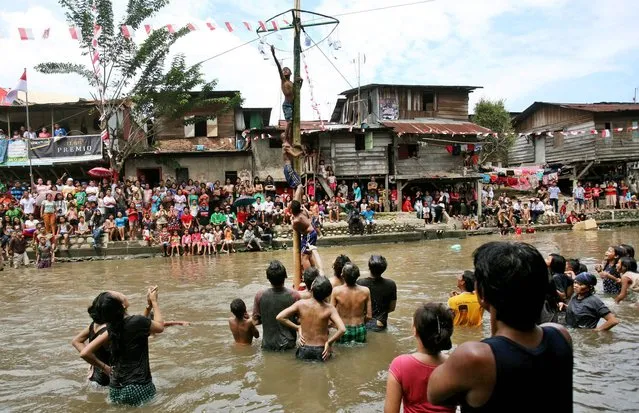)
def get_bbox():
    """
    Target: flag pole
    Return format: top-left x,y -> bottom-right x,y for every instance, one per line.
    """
24,67 -> 34,189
